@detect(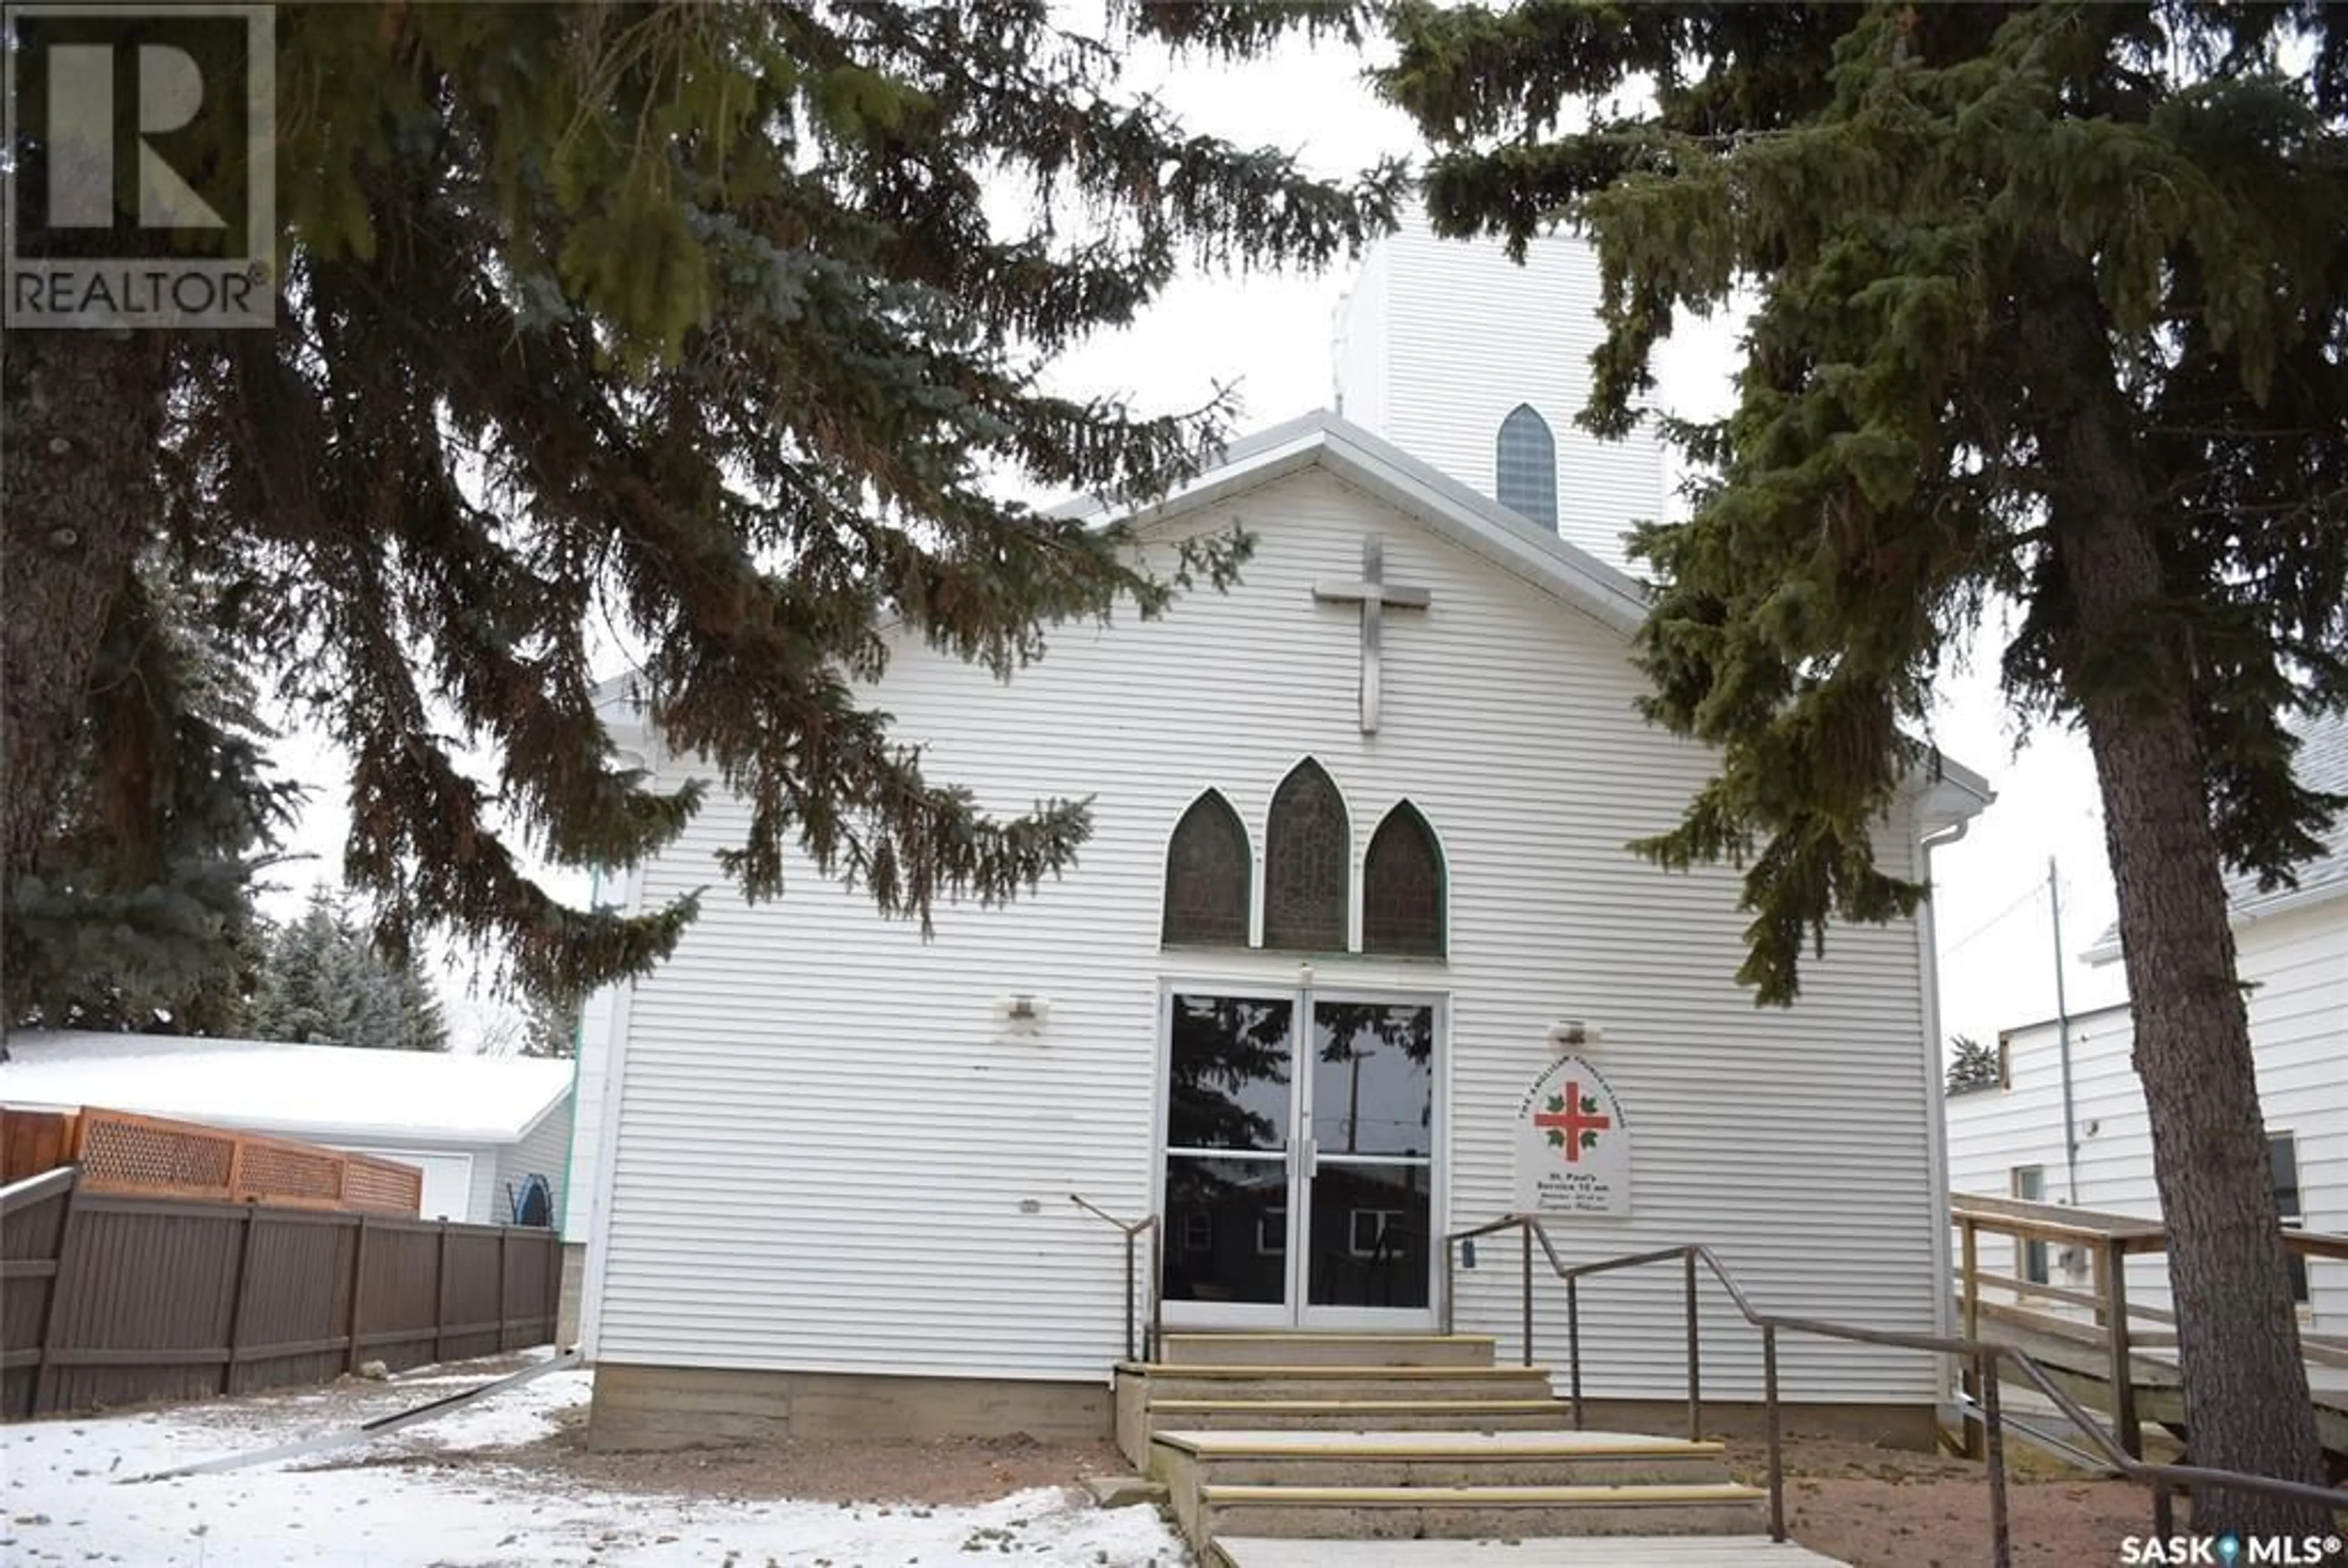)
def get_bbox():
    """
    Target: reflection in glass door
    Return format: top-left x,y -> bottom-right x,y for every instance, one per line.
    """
1160,989 -> 1439,1327
1161,994 -> 1298,1317
1307,999 -> 1434,1312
